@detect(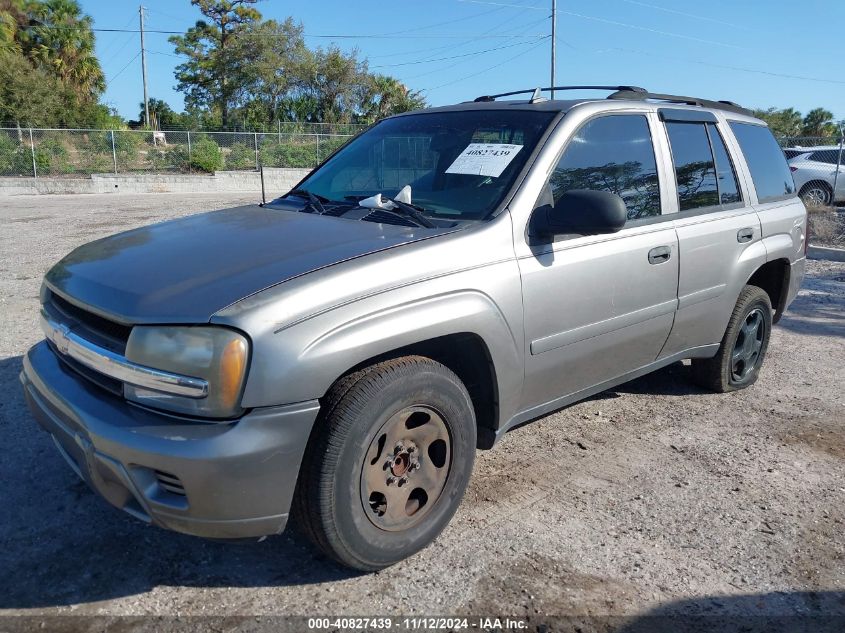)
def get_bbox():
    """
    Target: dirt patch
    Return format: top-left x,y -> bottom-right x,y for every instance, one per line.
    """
462,552 -> 637,618
782,417 -> 845,460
